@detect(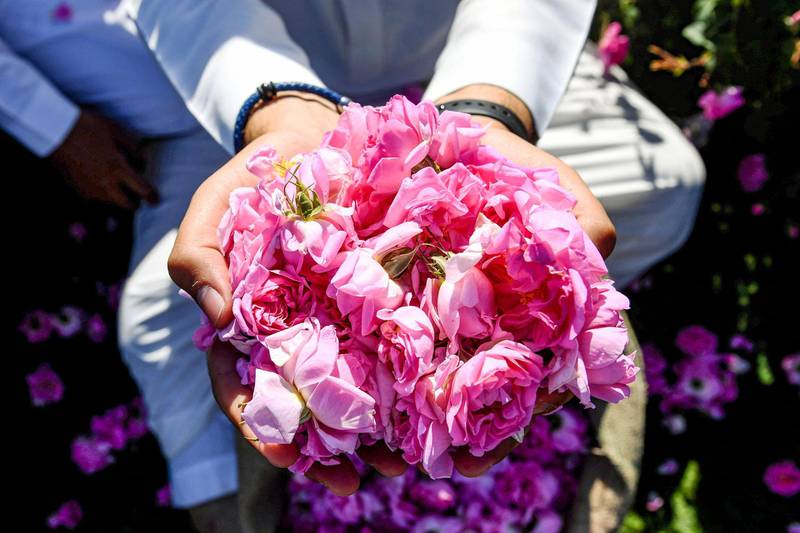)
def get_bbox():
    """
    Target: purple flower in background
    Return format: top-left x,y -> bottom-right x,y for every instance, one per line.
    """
91,405 -> 129,450
781,354 -> 800,386
156,484 -> 171,507
598,22 -> 630,73
532,510 -> 563,533
676,325 -> 718,357
19,310 -> 54,343
51,306 -> 84,338
722,353 -> 751,375
662,413 -> 687,435
413,515 -> 463,533
788,522 -> 800,533
751,203 -> 766,216
410,480 -> 457,511
86,314 -> 107,343
729,334 -> 754,352
68,222 -> 87,242
51,2 -> 73,23
71,436 -> 113,474
642,343 -> 670,395
47,500 -> 82,529
661,353 -> 738,419
698,86 -> 745,120
646,492 -> 665,512
550,408 -> 588,454
657,458 -> 680,476
764,461 -> 800,497
126,416 -> 149,440
493,461 -> 559,511
738,154 -> 769,192
26,363 -> 65,407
